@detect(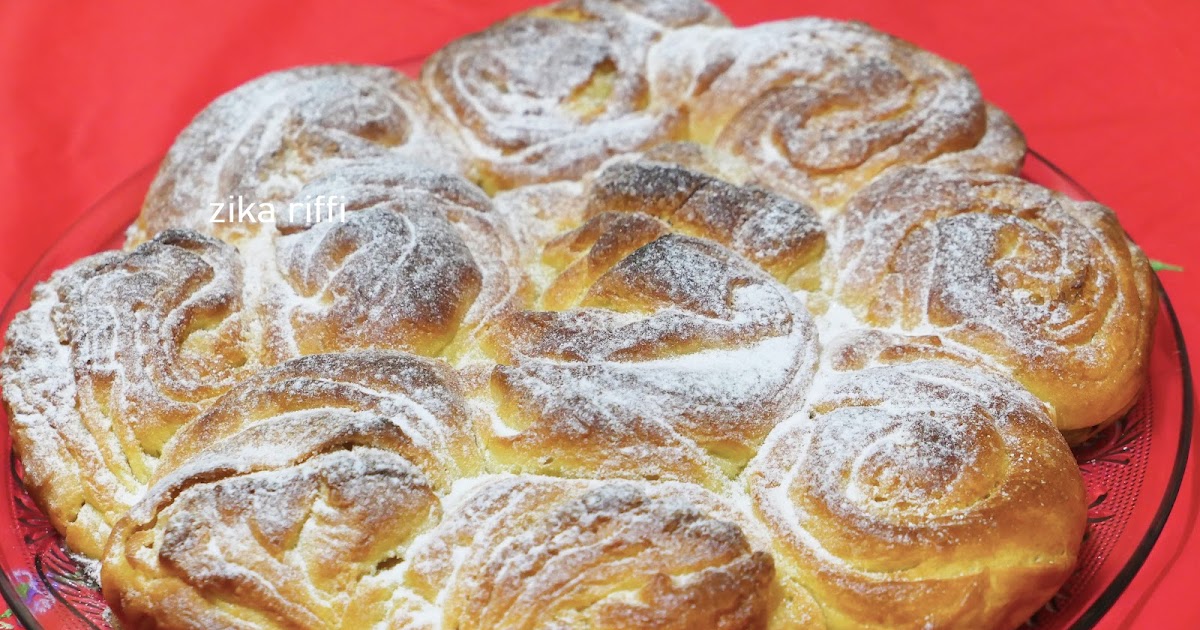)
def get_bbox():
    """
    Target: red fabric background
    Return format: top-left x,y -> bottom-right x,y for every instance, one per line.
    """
1,1 -> 1197,627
